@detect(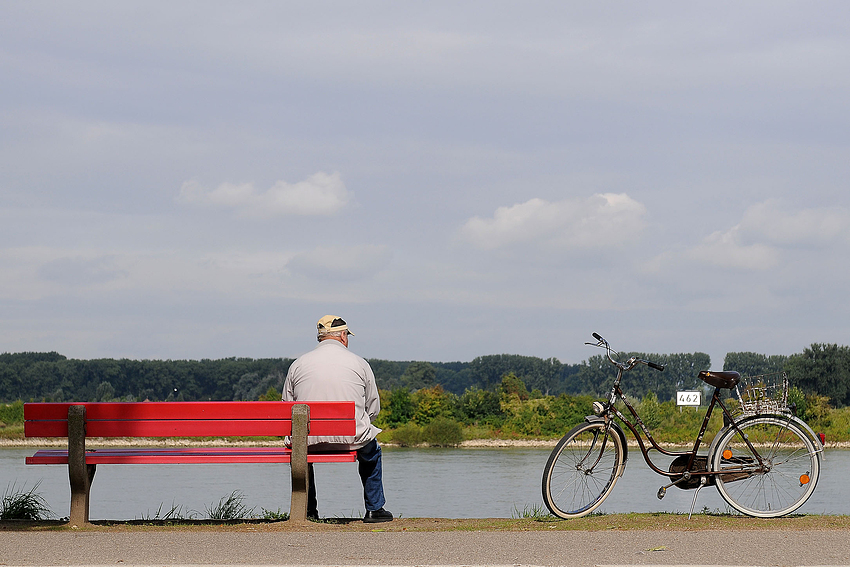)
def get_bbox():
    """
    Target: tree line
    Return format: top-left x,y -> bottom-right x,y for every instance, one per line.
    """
2,343 -> 850,408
